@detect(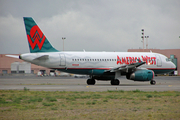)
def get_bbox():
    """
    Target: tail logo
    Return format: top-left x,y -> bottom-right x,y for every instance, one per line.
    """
27,25 -> 46,50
